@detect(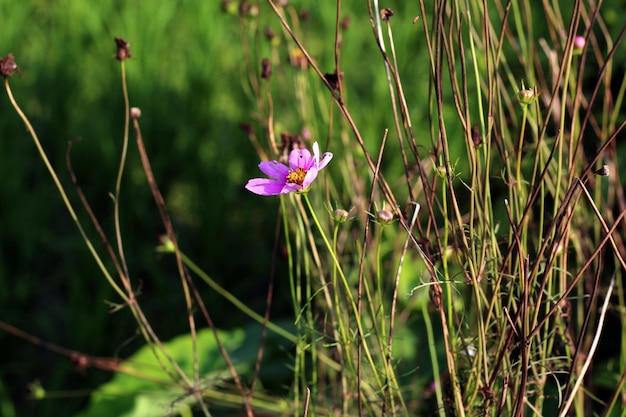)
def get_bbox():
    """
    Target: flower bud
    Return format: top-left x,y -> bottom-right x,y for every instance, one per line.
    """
517,87 -> 537,105
435,165 -> 450,179
264,26 -> 277,43
221,1 -> 238,14
574,36 -> 586,50
376,209 -> 394,225
26,381 -> 46,400
157,235 -> 175,253
239,1 -> 259,17
333,208 -> 349,223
